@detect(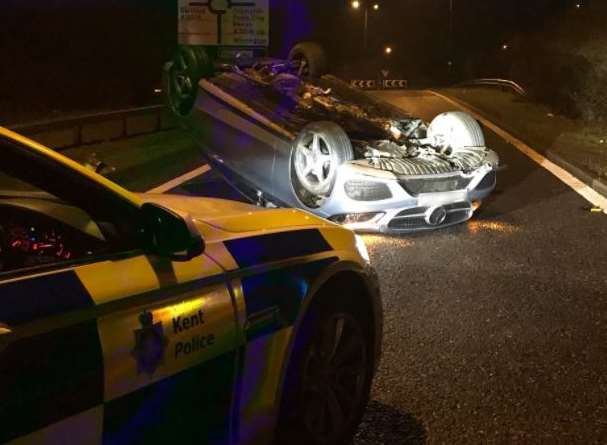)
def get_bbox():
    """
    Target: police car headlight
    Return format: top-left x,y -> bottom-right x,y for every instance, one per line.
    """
355,235 -> 371,263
